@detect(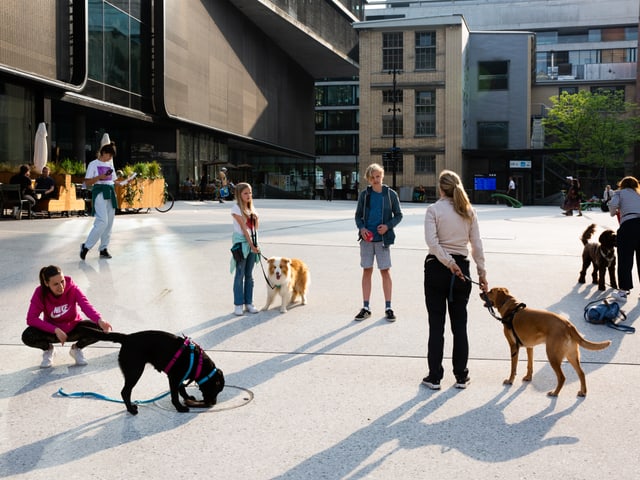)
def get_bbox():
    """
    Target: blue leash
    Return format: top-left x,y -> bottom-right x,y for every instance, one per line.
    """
57,341 -> 202,405
57,387 -> 170,404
